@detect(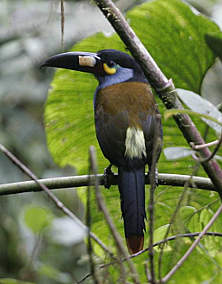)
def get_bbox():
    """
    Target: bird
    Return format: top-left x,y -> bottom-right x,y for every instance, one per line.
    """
42,49 -> 162,254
